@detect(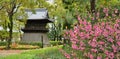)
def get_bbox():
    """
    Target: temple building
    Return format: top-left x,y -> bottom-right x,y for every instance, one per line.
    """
21,8 -> 52,47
